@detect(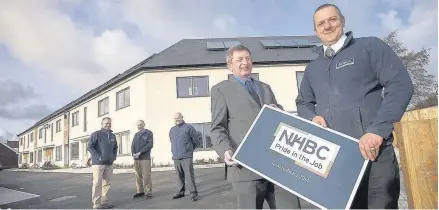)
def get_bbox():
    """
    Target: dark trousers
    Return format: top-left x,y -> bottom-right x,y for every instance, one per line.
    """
174,158 -> 197,194
351,147 -> 400,209
232,179 -> 301,209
